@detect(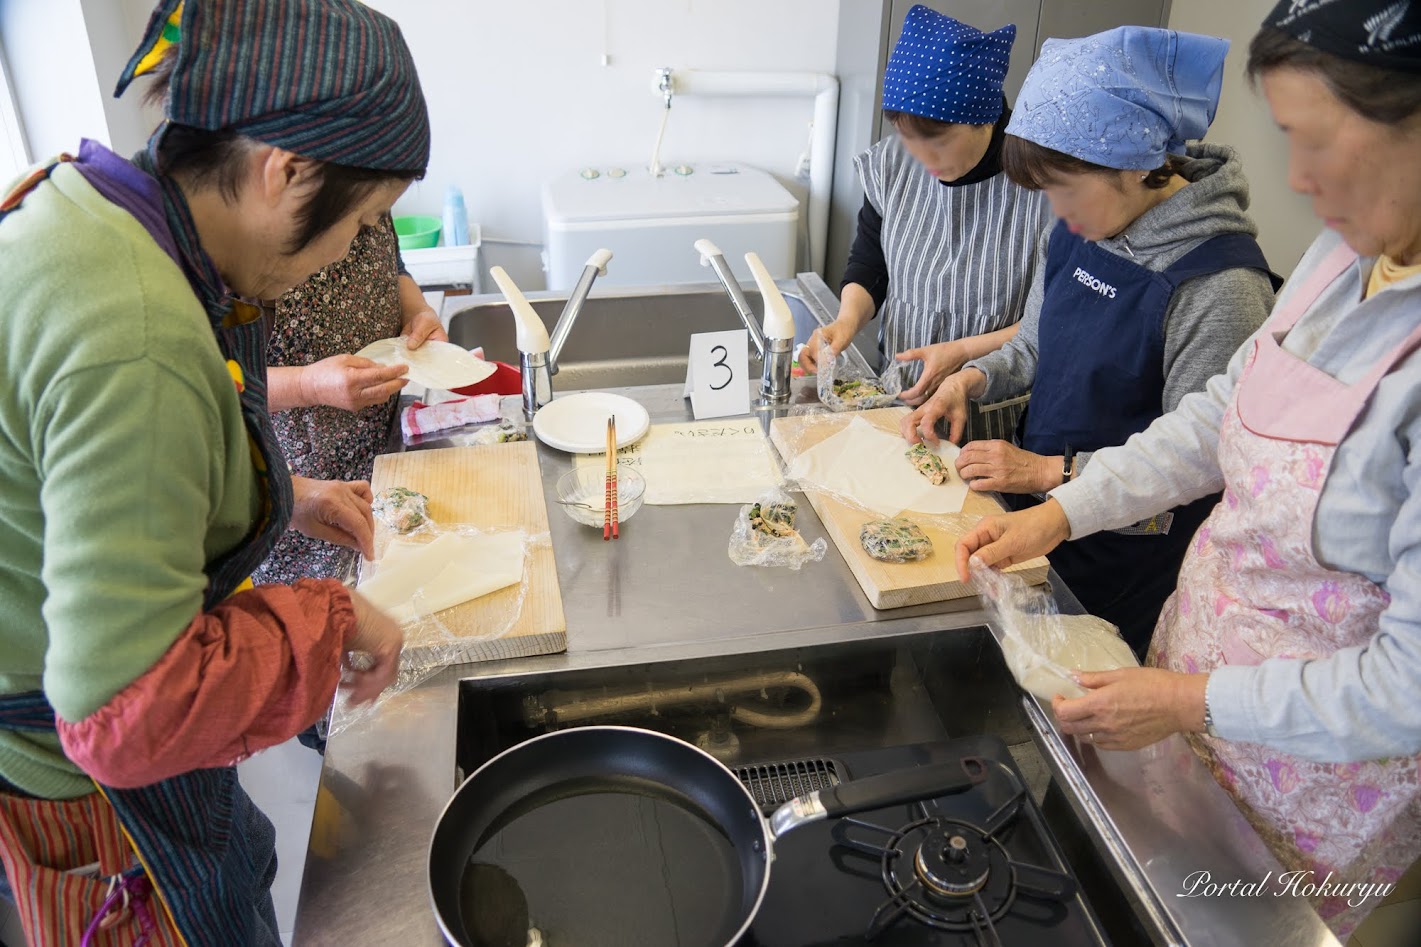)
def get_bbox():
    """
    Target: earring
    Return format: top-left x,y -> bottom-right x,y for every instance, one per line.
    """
1140,173 -> 1148,182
